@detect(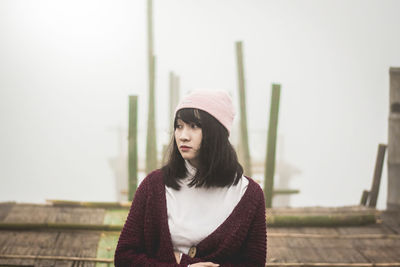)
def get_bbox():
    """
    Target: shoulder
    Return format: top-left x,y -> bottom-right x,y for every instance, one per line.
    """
130,169 -> 164,204
136,169 -> 164,193
142,169 -> 164,184
243,176 -> 265,203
